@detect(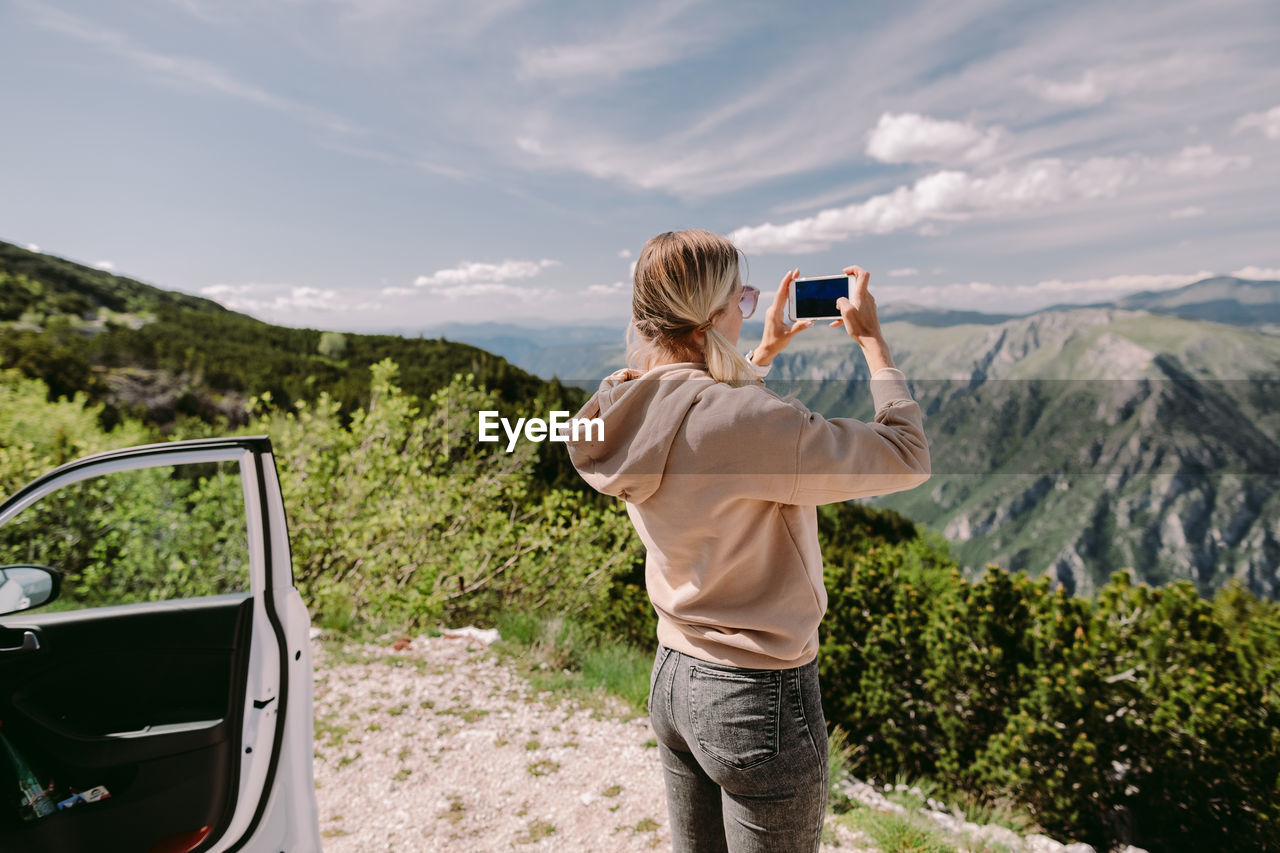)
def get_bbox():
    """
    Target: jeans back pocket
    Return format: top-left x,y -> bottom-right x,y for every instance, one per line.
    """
688,666 -> 781,770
